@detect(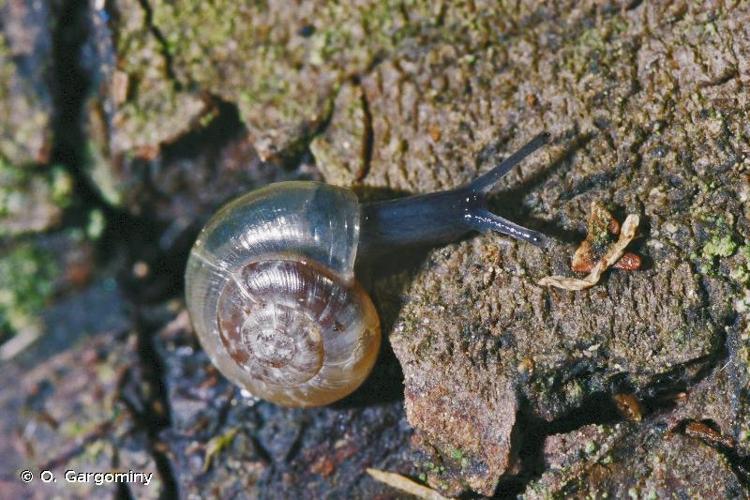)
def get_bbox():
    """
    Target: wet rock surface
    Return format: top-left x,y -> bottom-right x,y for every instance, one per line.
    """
0,0 -> 748,498
0,284 -> 153,499
157,314 -> 415,498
